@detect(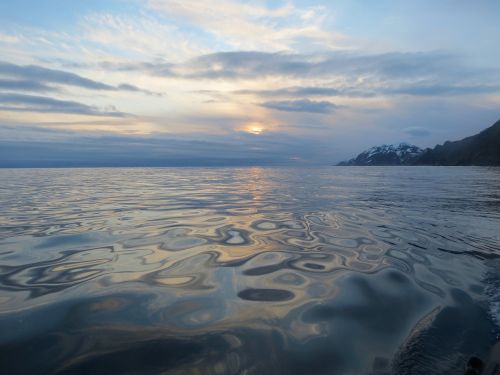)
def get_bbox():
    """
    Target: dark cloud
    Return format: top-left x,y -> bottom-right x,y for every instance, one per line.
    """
82,51 -> 469,81
0,79 -> 57,92
144,51 -> 500,100
37,51 -> 500,99
162,51 -> 475,80
0,61 -> 114,90
36,57 -> 176,76
117,83 -> 162,96
233,82 -> 500,100
260,99 -> 338,113
0,61 -> 159,95
233,86 -> 375,98
0,93 -> 127,116
0,130 -> 335,167
242,87 -> 340,97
